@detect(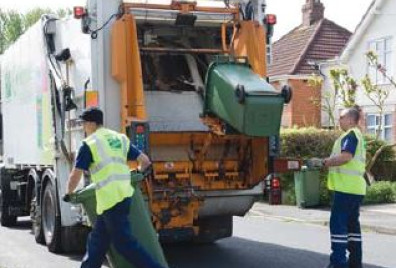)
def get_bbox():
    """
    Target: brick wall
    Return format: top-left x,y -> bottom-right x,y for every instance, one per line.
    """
272,81 -> 292,127
291,79 -> 321,127
272,78 -> 321,128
